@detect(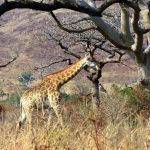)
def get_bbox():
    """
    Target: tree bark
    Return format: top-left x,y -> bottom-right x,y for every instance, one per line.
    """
137,57 -> 150,86
91,79 -> 100,110
133,0 -> 150,86
87,64 -> 103,109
